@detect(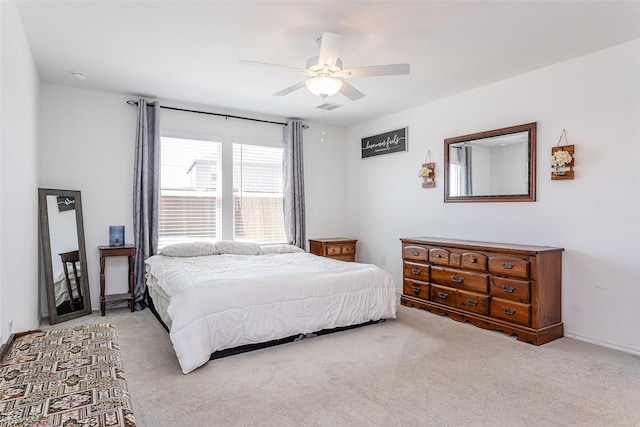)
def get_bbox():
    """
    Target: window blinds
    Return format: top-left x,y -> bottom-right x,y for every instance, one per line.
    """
233,144 -> 286,244
159,137 -> 222,246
